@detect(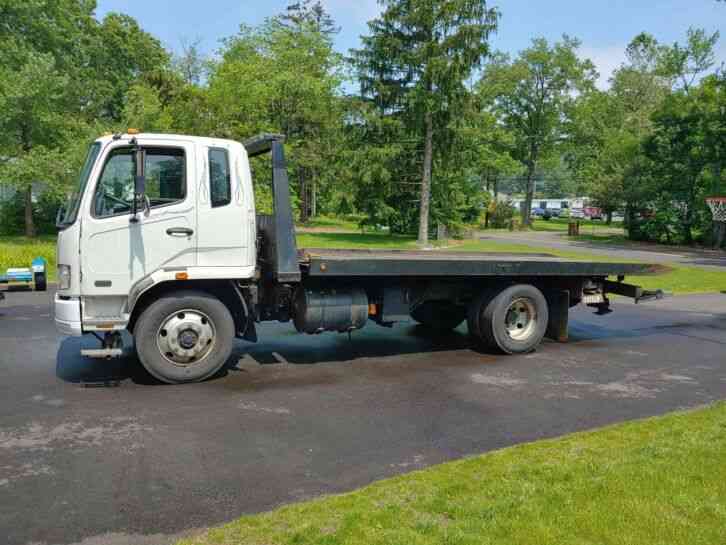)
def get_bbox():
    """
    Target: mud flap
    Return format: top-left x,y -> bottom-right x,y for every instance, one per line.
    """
546,290 -> 570,343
